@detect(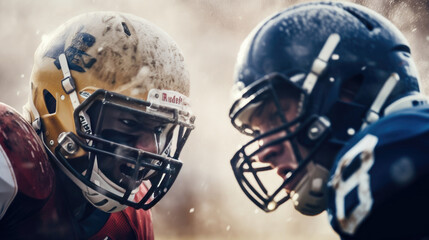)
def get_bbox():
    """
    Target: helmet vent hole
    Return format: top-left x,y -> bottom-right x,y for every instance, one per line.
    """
108,206 -> 117,212
391,44 -> 411,54
43,89 -> 56,114
122,22 -> 131,36
94,199 -> 108,206
344,8 -> 374,31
